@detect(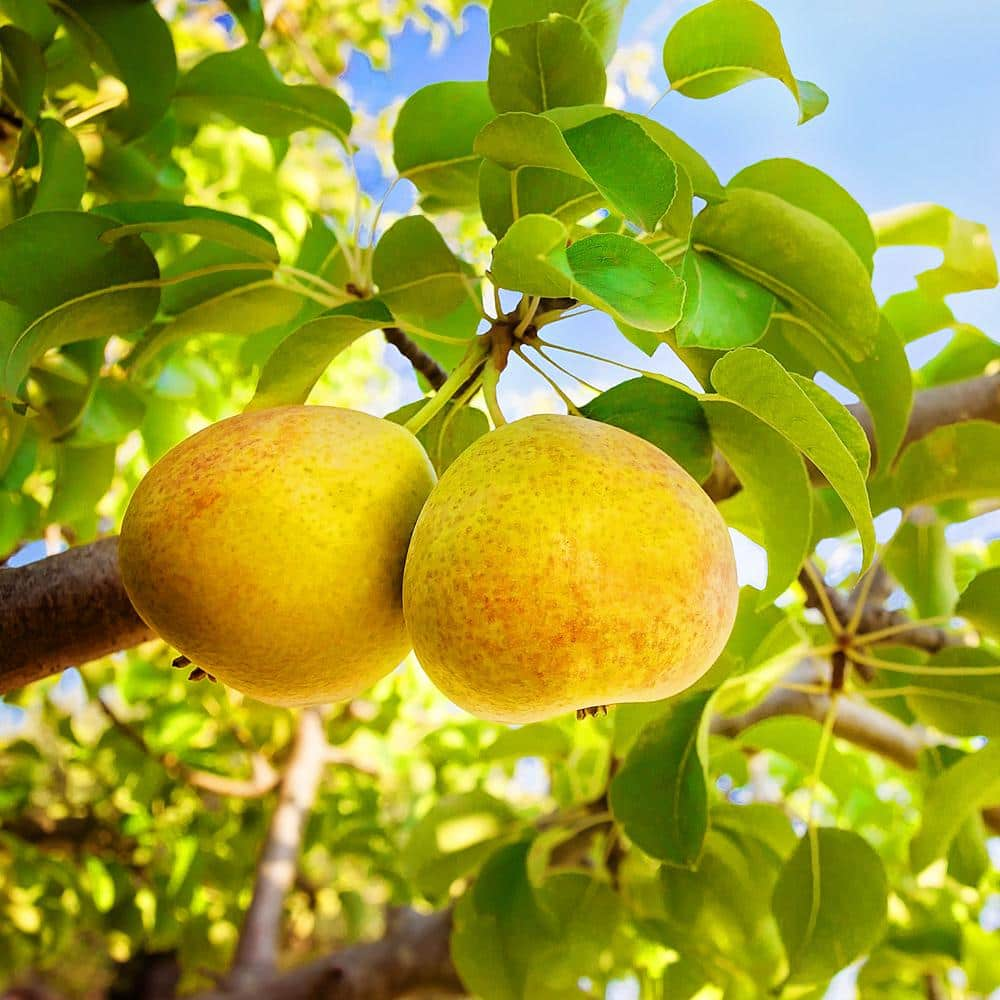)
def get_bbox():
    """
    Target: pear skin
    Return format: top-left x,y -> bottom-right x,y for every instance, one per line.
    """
119,405 -> 436,705
402,414 -> 738,723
